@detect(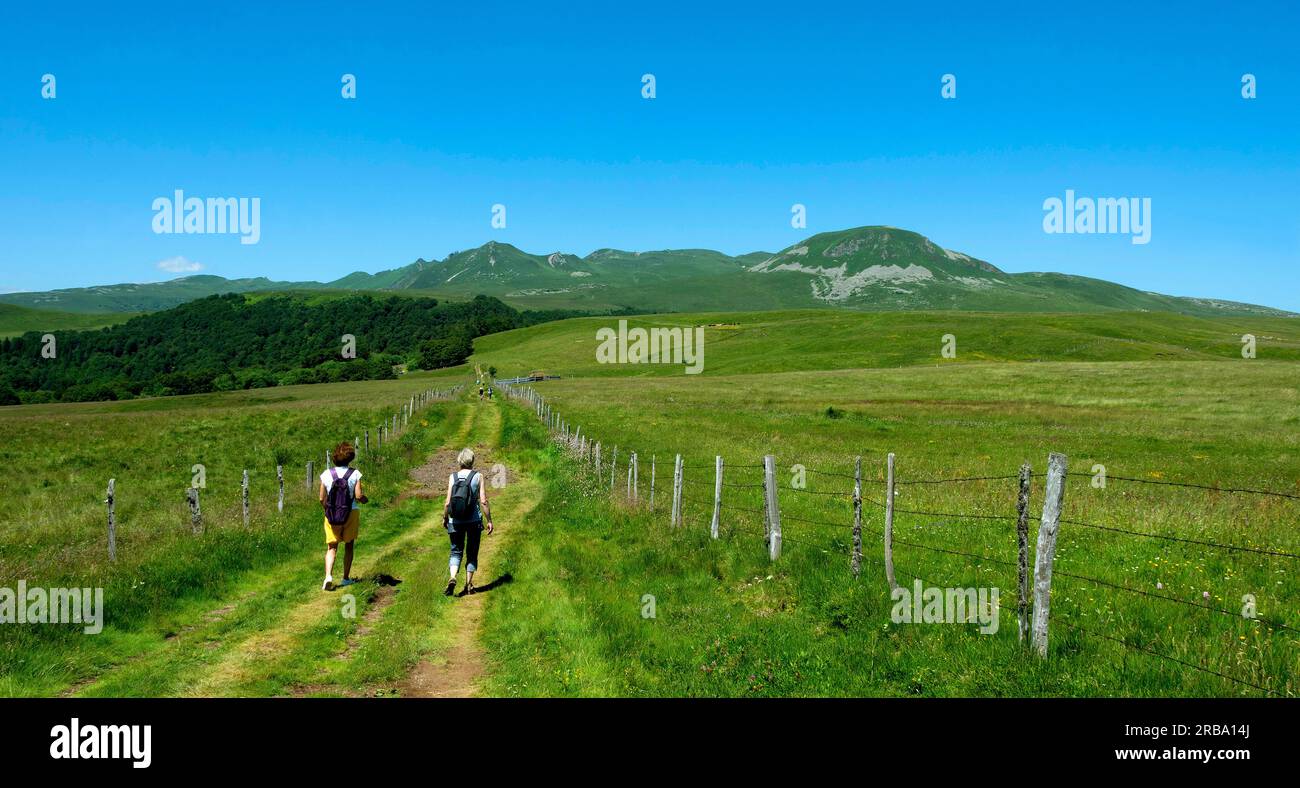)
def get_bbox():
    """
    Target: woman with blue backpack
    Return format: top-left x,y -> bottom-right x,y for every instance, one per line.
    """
443,447 -> 494,596
320,441 -> 368,591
